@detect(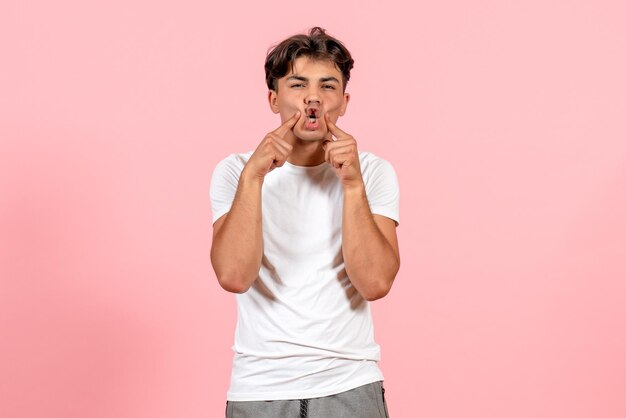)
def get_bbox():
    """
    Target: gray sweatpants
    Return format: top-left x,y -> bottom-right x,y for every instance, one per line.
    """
225,381 -> 390,418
